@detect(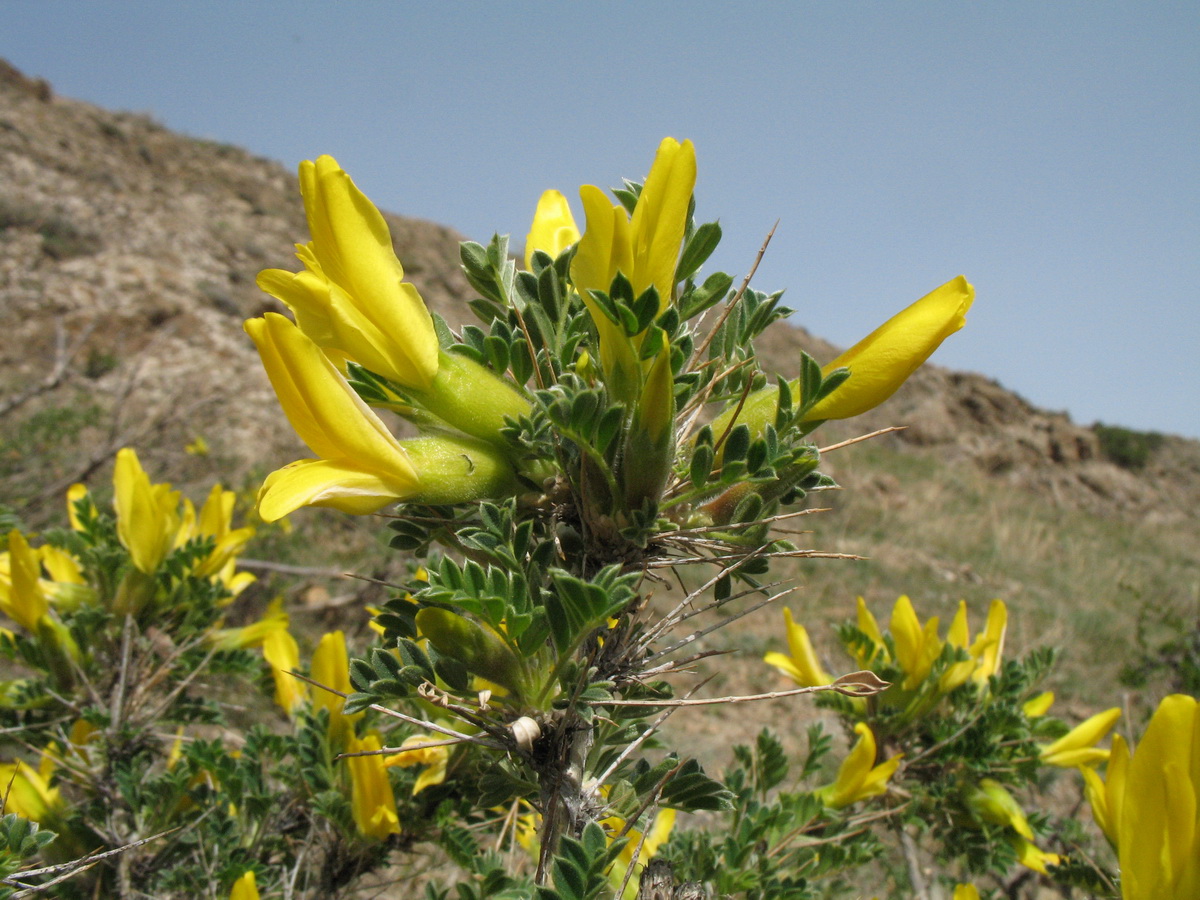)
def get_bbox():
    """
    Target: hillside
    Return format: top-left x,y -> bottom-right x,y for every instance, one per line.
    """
2,59 -> 1197,725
